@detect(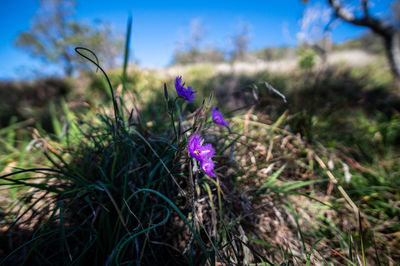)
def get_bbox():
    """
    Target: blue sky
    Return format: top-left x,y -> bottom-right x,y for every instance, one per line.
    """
0,0 -> 393,80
